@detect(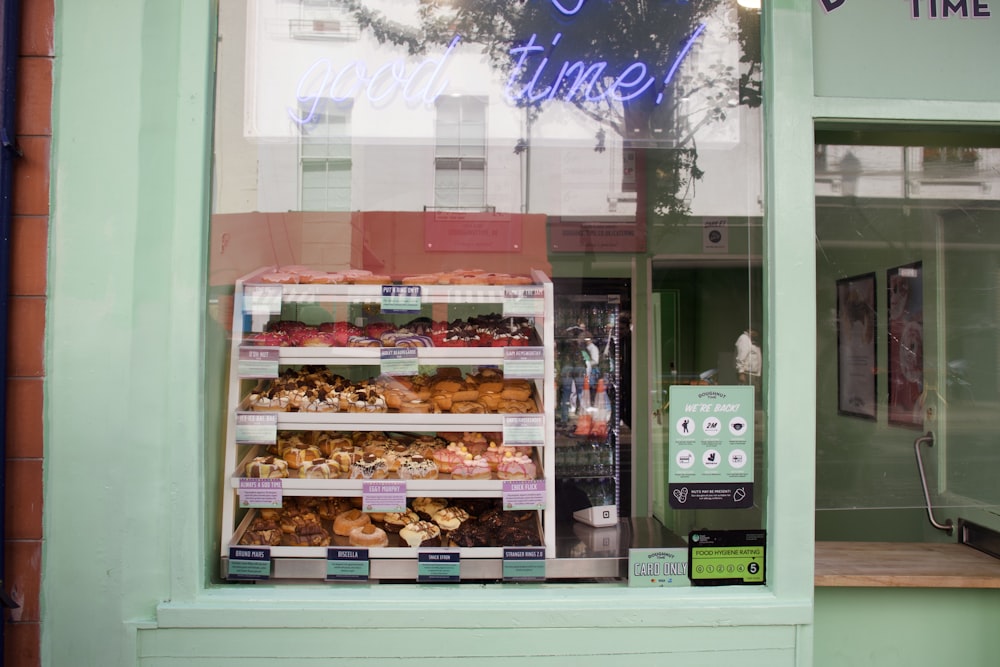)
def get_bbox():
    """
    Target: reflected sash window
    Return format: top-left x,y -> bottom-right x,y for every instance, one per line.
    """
434,96 -> 486,210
